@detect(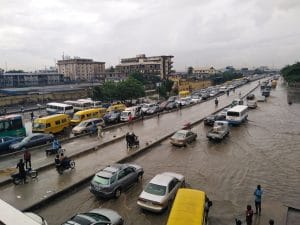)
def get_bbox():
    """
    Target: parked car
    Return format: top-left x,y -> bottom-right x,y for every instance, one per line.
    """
137,172 -> 185,212
103,111 -> 121,124
145,105 -> 160,115
165,101 -> 178,110
141,103 -> 156,113
90,163 -> 144,198
10,133 -> 54,151
191,95 -> 201,104
158,101 -> 169,112
62,208 -> 123,225
0,136 -> 23,154
170,130 -> 197,146
204,114 -> 226,126
201,93 -> 209,100
72,118 -> 104,135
